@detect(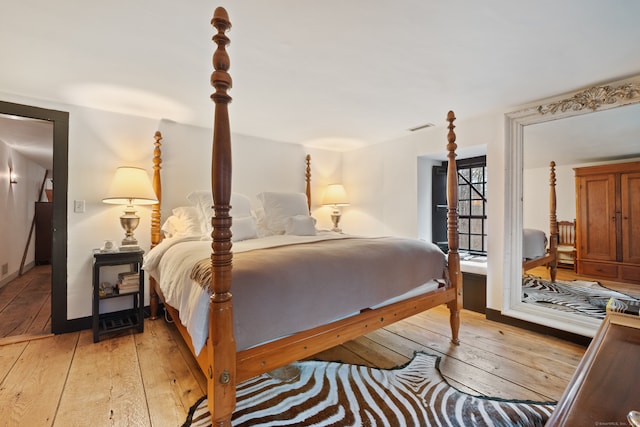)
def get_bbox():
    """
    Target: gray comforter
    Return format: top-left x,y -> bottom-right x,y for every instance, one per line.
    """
192,236 -> 447,350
